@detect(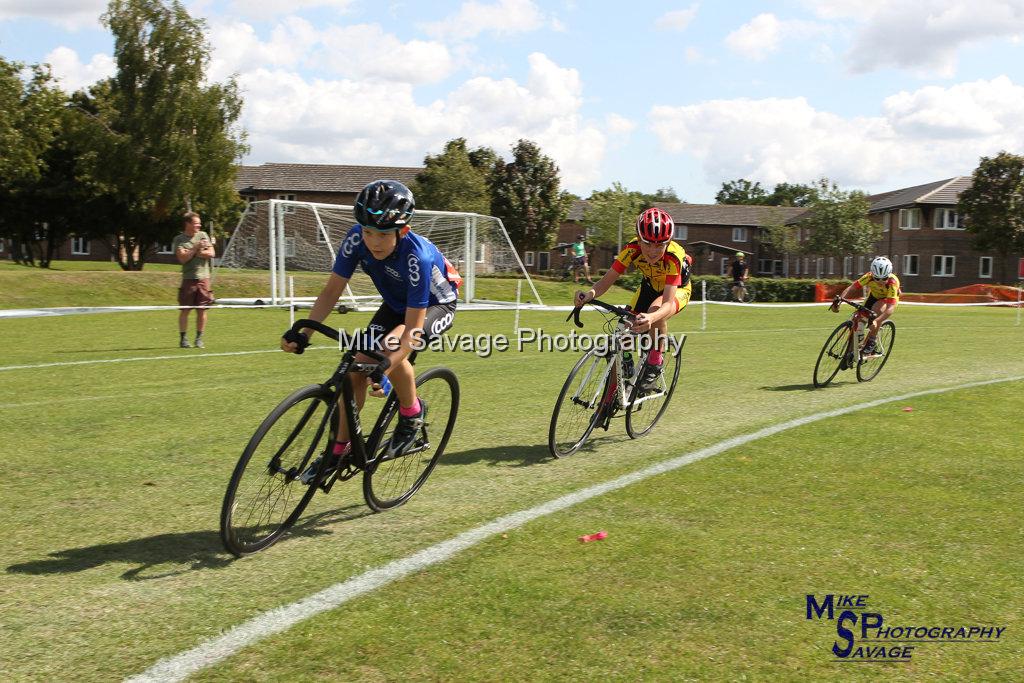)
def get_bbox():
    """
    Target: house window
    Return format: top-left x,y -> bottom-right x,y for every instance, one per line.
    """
674,224 -> 688,241
858,256 -> 866,273
284,237 -> 296,258
979,256 -> 993,279
244,196 -> 257,213
524,251 -> 534,267
794,258 -> 801,276
816,258 -> 824,276
882,213 -> 890,232
932,255 -> 955,277
538,252 -> 550,270
934,208 -> 961,230
843,256 -> 852,278
804,257 -> 810,274
476,243 -> 486,263
758,259 -> 771,273
0,239 -> 5,253
902,254 -> 918,276
827,257 -> 835,275
898,208 -> 921,230
277,193 -> 296,213
732,227 -> 748,242
773,260 -> 783,276
71,237 -> 90,255
158,243 -> 174,254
